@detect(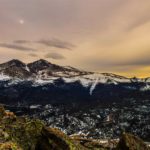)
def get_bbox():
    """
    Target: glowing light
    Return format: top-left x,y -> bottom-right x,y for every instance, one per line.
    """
19,19 -> 24,25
